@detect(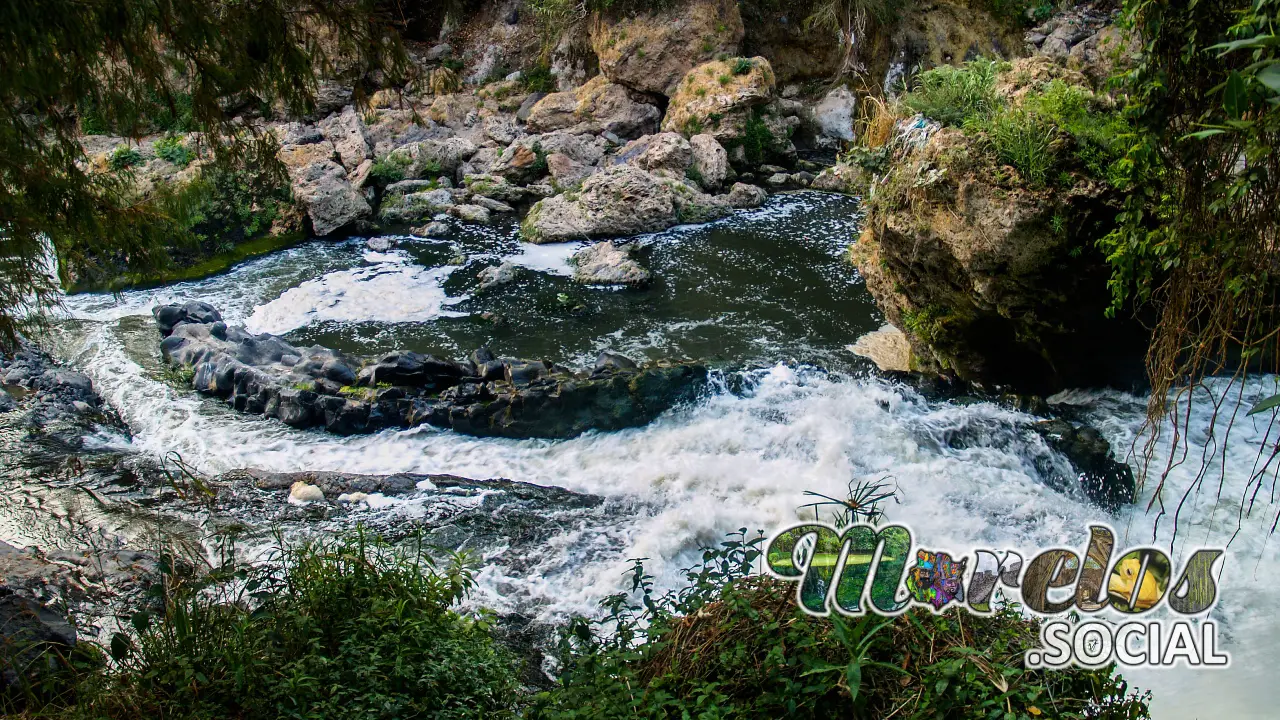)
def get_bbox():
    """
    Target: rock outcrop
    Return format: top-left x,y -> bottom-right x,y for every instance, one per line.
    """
520,164 -> 731,243
662,57 -> 797,164
153,302 -> 708,439
525,75 -> 661,139
276,126 -> 371,237
590,0 -> 744,97
850,118 -> 1147,392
